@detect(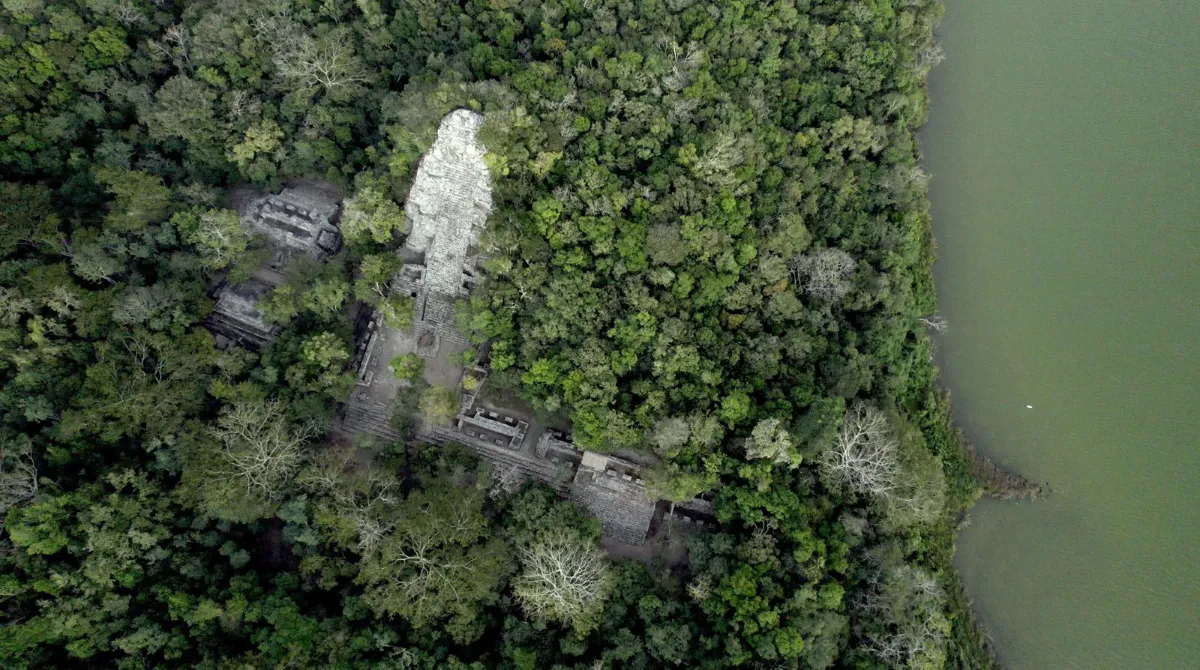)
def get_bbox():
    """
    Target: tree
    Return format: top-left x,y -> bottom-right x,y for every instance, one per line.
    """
918,314 -> 948,333
175,208 -> 250,270
391,353 -> 424,384
0,432 -> 37,518
649,416 -> 690,457
94,167 -> 173,233
822,403 -> 899,498
260,262 -> 351,324
822,404 -> 946,526
514,529 -> 613,632
790,247 -> 856,300
228,120 -> 285,182
301,450 -> 400,553
70,233 -> 124,284
274,31 -> 370,95
142,76 -> 218,148
354,253 -> 399,302
355,254 -> 414,328
644,464 -> 715,505
1,0 -> 42,23
285,332 -> 354,399
857,552 -> 950,669
211,400 -> 315,503
744,418 -> 801,469
419,385 -> 459,427
357,484 -> 503,634
341,179 -> 408,245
